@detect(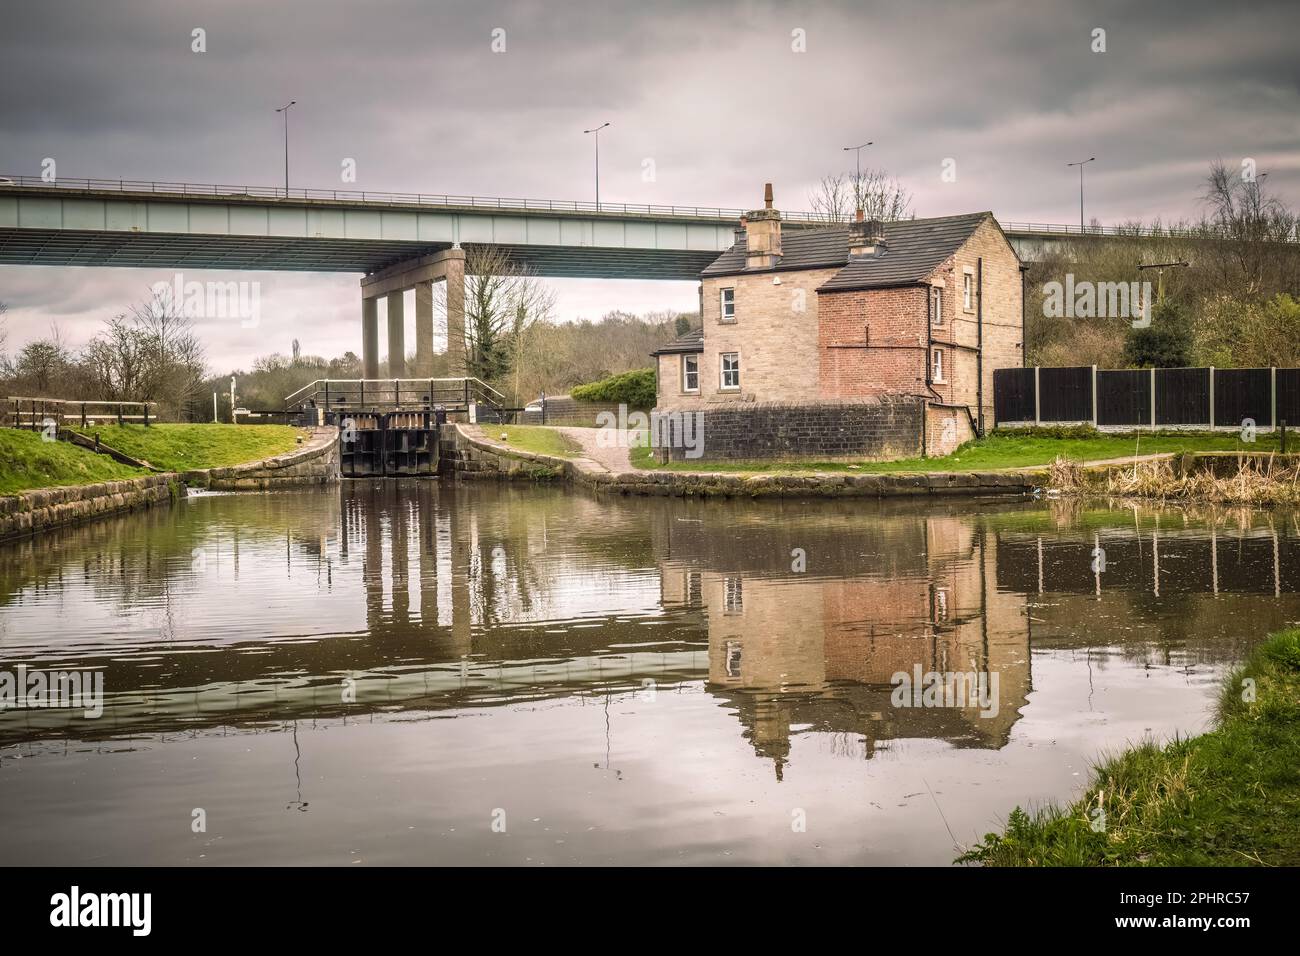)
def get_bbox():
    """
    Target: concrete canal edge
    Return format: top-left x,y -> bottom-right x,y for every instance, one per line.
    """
180,426 -> 341,491
0,427 -> 342,543
441,424 -> 1044,498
